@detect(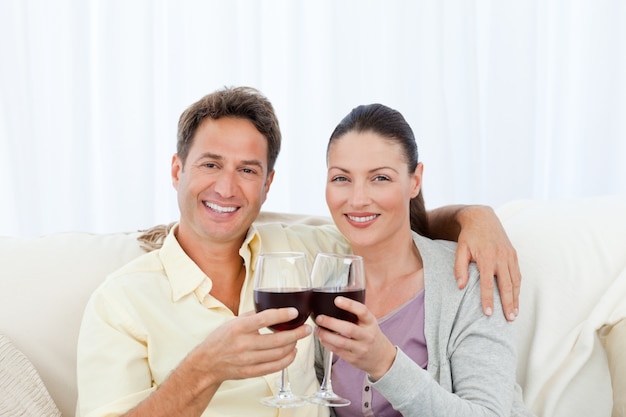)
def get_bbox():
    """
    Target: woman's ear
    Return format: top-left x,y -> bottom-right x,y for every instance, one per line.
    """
410,162 -> 424,198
